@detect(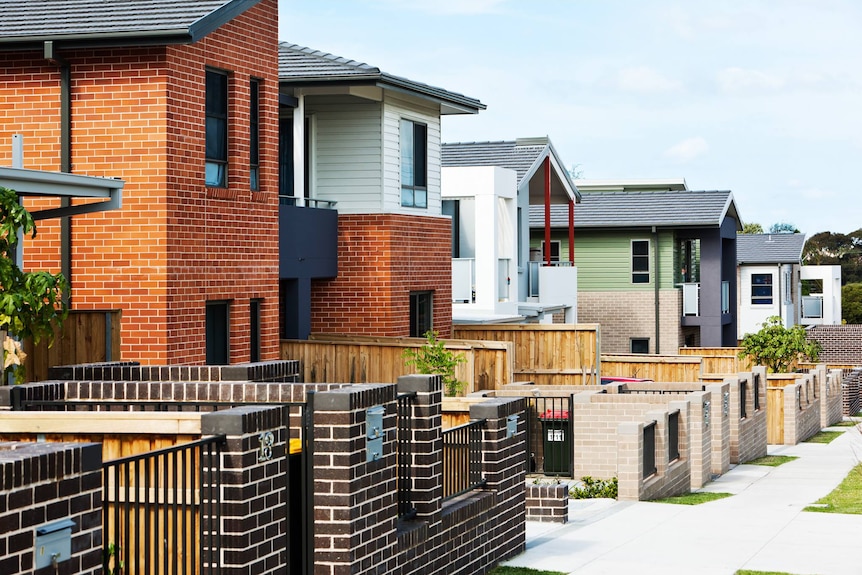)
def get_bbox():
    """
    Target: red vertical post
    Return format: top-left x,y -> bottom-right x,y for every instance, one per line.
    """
544,157 -> 551,266
568,199 -> 575,264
